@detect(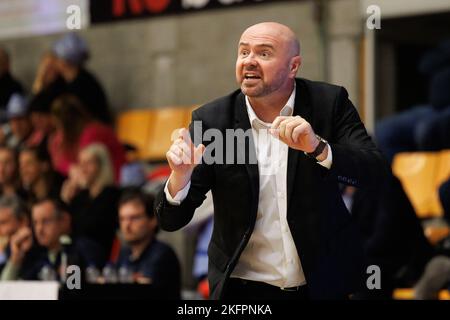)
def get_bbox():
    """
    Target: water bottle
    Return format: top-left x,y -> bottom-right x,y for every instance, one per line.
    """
102,263 -> 118,283
59,235 -> 72,284
39,264 -> 57,281
118,264 -> 134,284
85,264 -> 100,284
